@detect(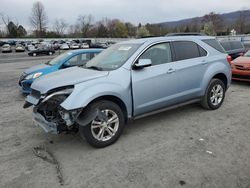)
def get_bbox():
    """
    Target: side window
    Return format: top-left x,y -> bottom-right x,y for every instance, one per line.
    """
173,41 -> 201,61
67,54 -> 82,66
67,54 -> 91,66
81,53 -> 91,62
139,43 -> 172,66
89,53 -> 99,59
230,41 -> 244,50
202,39 -> 225,53
198,46 -> 207,57
93,53 -> 99,57
220,41 -> 231,51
